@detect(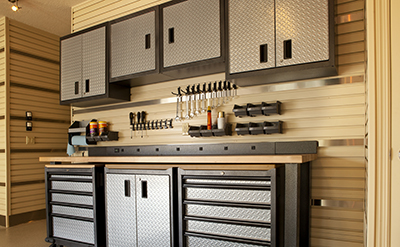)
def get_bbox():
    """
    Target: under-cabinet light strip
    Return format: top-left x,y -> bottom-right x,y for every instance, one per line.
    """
73,75 -> 364,115
335,11 -> 364,24
311,199 -> 363,209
